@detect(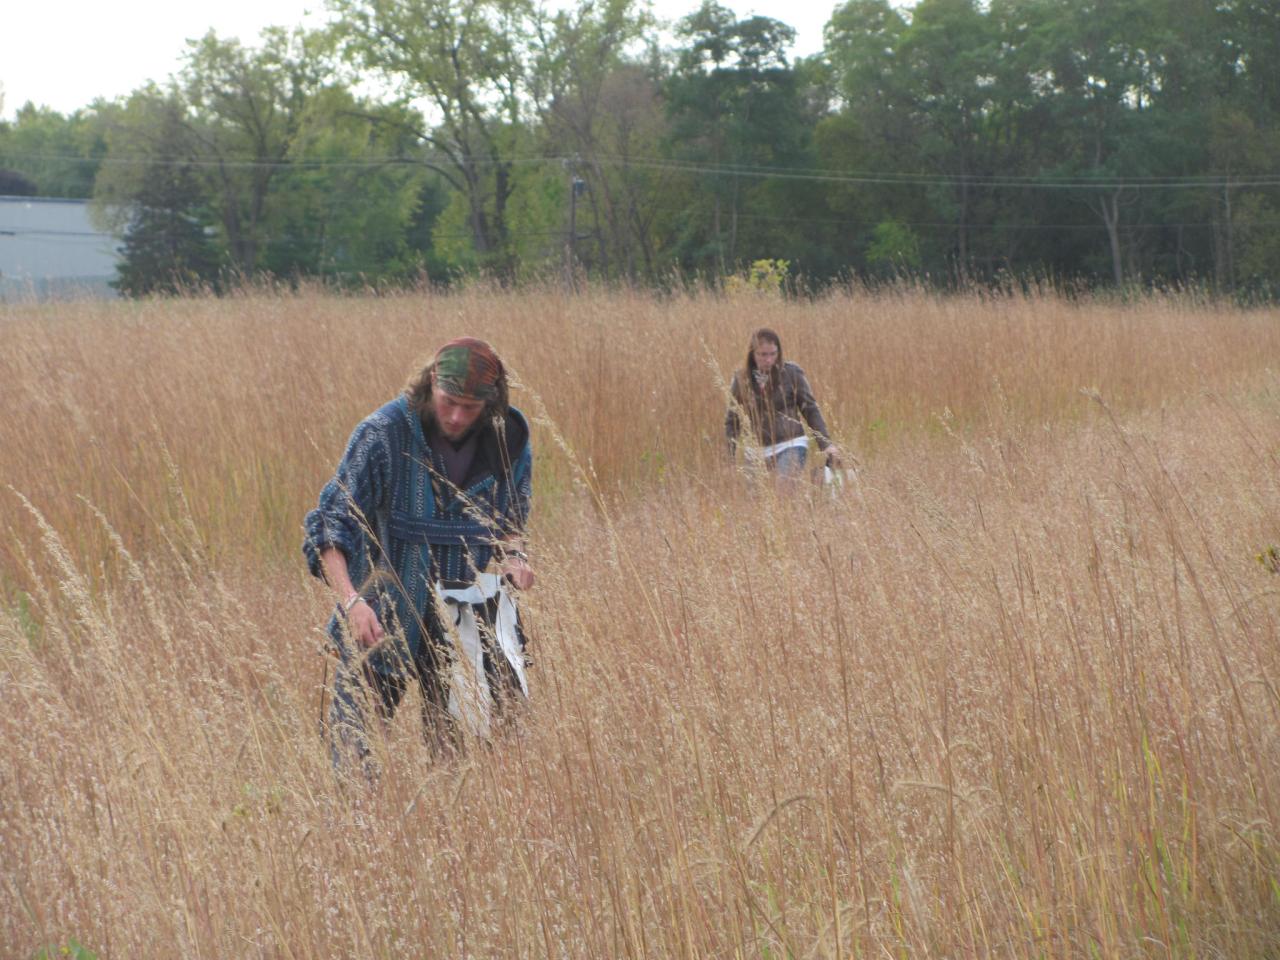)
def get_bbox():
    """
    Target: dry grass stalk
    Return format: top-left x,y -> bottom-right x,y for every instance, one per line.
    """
1,285 -> 1279,956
